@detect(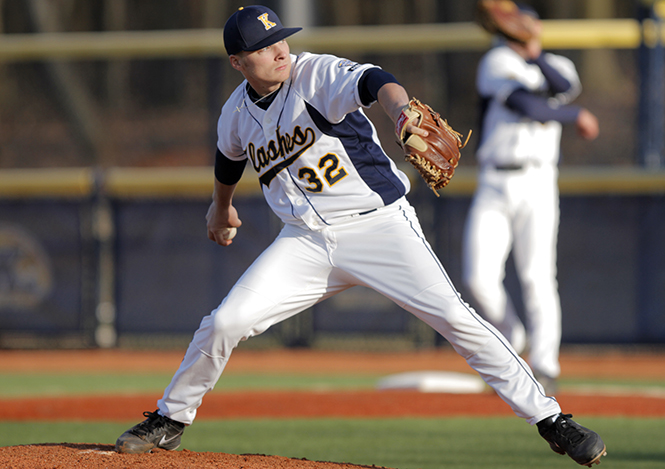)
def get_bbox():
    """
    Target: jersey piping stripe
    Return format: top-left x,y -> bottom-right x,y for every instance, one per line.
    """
284,166 -> 331,226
